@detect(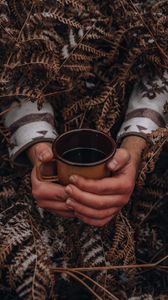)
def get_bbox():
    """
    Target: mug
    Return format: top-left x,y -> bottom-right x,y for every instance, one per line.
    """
36,128 -> 116,185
